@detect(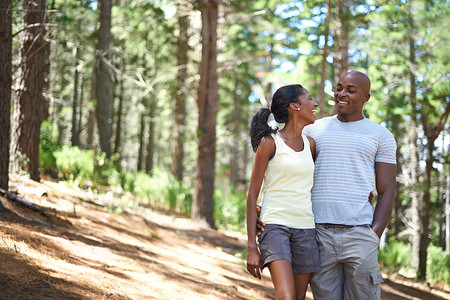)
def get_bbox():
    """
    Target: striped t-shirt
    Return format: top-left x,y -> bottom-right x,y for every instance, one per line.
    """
303,115 -> 397,226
